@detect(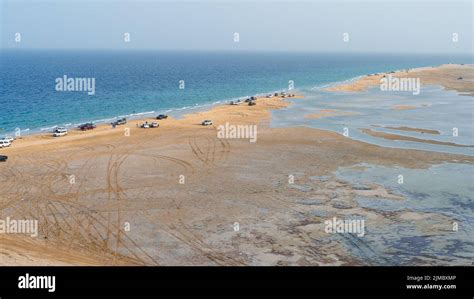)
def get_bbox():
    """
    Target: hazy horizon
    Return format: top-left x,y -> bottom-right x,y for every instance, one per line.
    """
1,0 -> 472,54
1,48 -> 473,58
